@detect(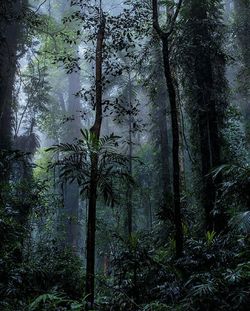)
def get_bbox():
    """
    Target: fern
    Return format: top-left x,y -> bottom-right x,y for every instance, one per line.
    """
29,292 -> 88,311
190,280 -> 217,297
29,292 -> 66,310
224,269 -> 242,284
232,211 -> 250,233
